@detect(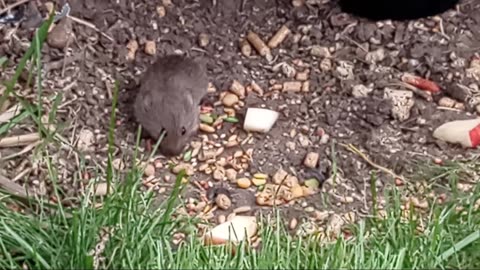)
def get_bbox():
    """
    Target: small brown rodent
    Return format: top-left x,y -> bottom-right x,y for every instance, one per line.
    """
134,54 -> 208,156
